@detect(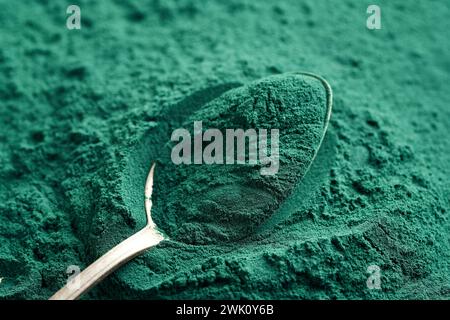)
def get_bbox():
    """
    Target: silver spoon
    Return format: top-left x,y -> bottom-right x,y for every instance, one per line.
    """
50,72 -> 332,299
50,163 -> 164,300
